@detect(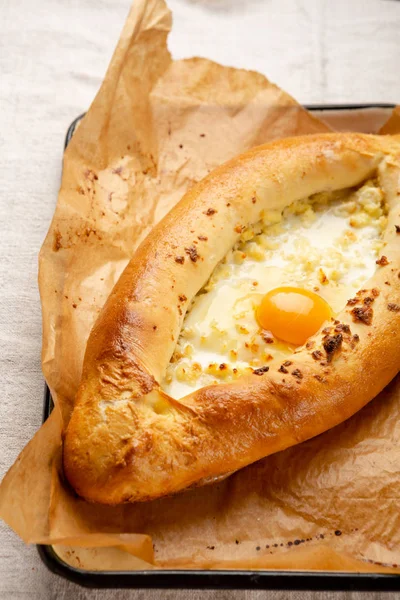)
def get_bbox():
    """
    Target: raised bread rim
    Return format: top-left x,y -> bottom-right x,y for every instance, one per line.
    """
63,132 -> 400,504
